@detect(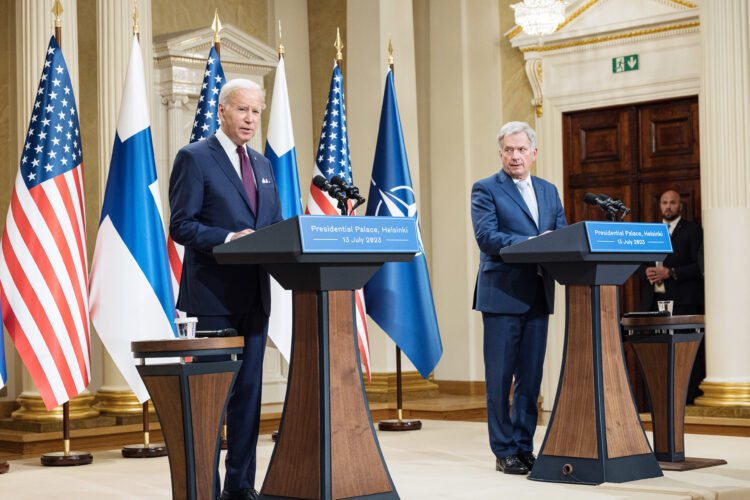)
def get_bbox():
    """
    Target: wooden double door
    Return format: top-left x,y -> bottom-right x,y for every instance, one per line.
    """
562,96 -> 701,409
